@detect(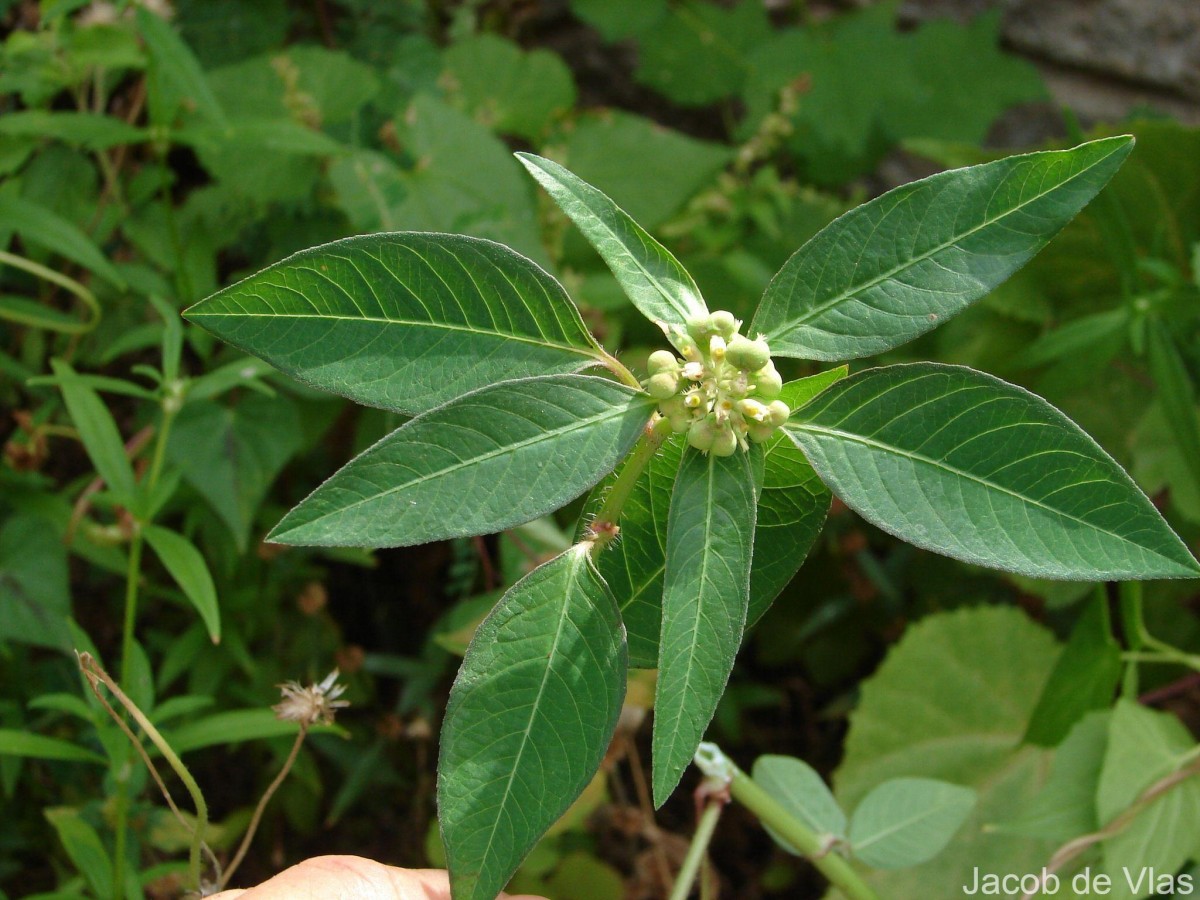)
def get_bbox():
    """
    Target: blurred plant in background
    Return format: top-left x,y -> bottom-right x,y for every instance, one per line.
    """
1,1 -> 1198,897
